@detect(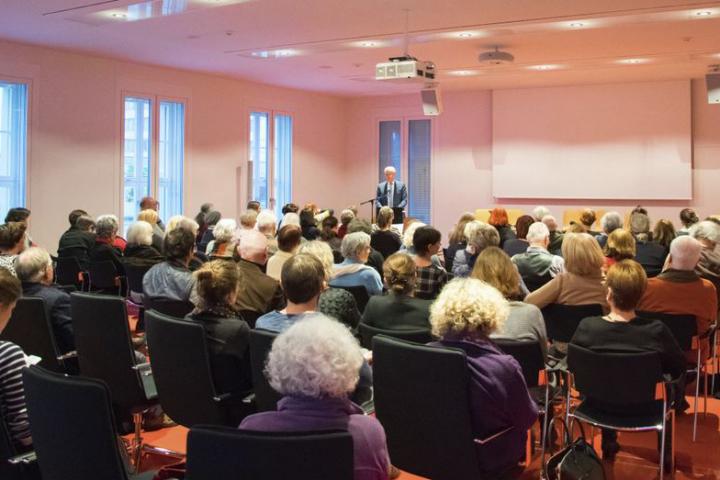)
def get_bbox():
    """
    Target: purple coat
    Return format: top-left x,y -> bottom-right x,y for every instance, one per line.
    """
239,396 -> 389,480
431,337 -> 538,474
